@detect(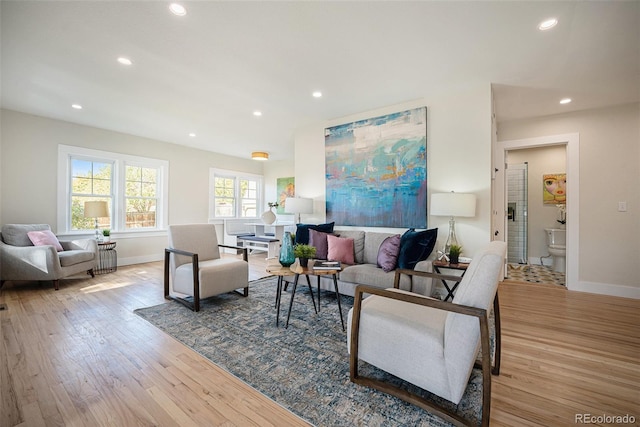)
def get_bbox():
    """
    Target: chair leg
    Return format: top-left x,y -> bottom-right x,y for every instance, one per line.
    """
53,280 -> 59,290
87,269 -> 95,278
164,250 -> 171,300
492,293 -> 502,375
0,280 -> 5,289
